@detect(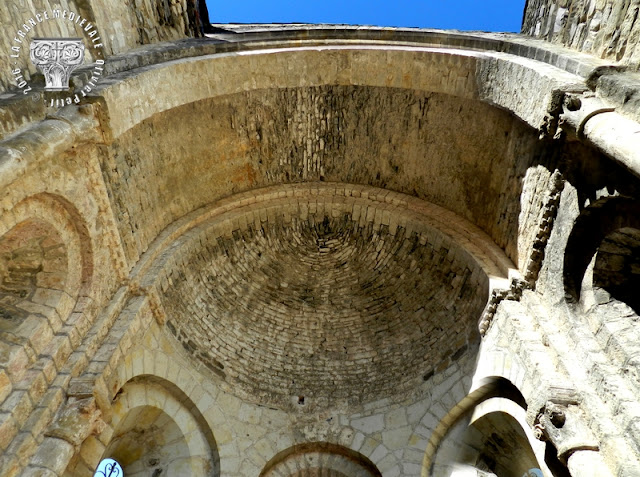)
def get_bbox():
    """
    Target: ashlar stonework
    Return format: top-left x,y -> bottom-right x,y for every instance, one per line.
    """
0,1 -> 640,476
